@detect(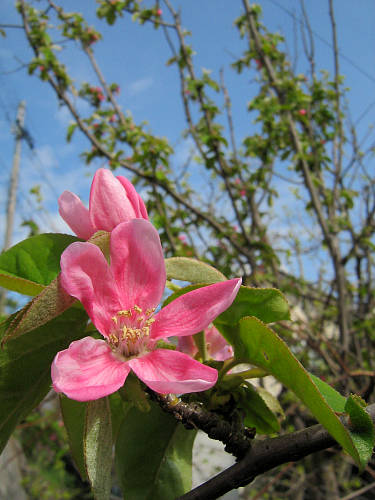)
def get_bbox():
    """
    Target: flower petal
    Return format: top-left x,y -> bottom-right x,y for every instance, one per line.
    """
206,325 -> 233,361
117,175 -> 148,220
152,278 -> 241,341
177,335 -> 197,358
58,191 -> 95,240
60,242 -> 122,336
129,349 -> 217,394
89,168 -> 138,231
52,337 -> 130,401
110,219 -> 166,311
